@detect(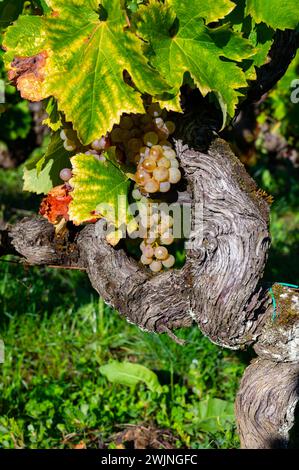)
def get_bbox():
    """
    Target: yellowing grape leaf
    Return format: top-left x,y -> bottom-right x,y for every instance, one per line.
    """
137,0 -> 255,124
168,0 -> 236,25
246,0 -> 299,30
3,0 -> 170,145
69,152 -> 131,226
